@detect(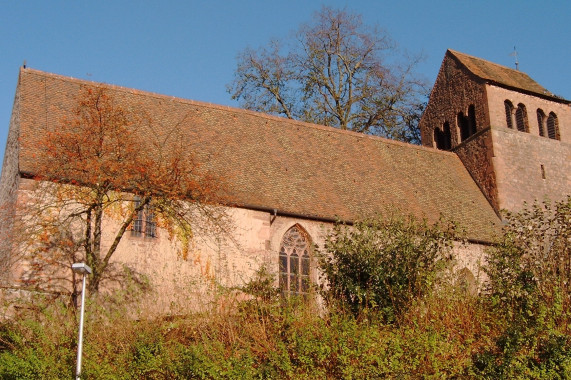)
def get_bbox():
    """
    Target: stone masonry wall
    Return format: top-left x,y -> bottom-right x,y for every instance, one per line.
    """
491,127 -> 571,212
0,83 -> 21,285
3,180 -> 487,316
420,53 -> 499,210
420,53 -> 489,148
4,182 -> 332,316
486,85 -> 571,211
453,130 -> 499,210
